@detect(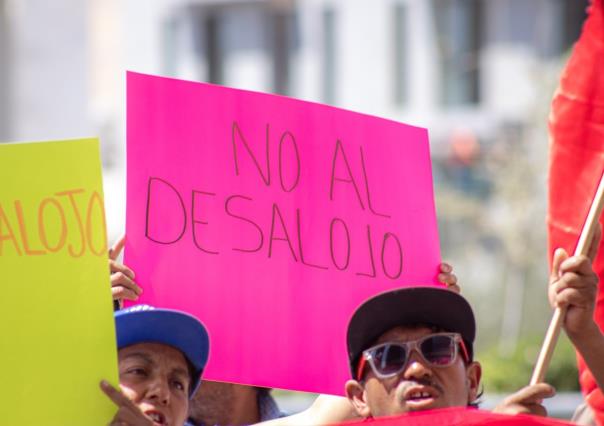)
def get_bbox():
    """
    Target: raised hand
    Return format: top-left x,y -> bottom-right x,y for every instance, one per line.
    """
101,380 -> 154,426
109,236 -> 142,304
